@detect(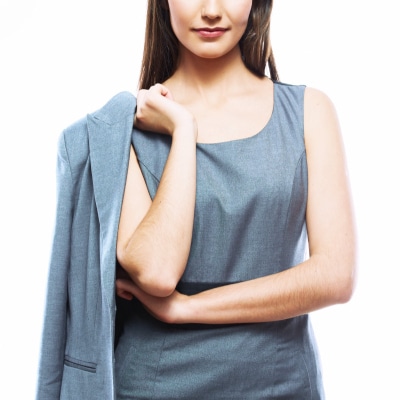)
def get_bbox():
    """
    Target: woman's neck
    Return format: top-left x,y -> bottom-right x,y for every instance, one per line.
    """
164,45 -> 260,106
